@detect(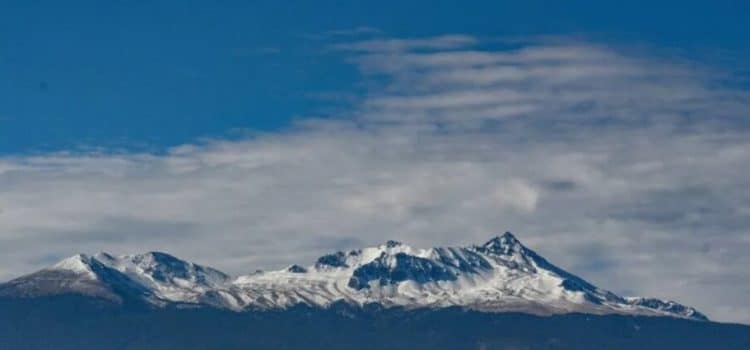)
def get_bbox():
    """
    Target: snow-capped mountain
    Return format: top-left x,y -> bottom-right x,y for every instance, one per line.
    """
0,232 -> 707,321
